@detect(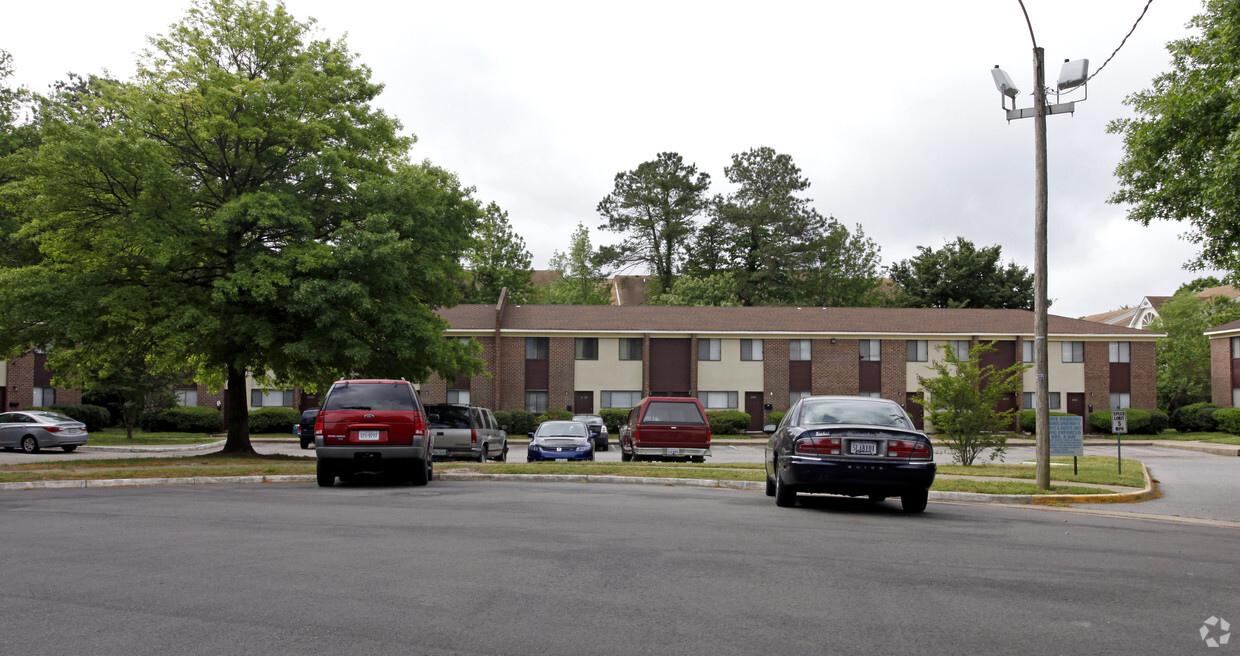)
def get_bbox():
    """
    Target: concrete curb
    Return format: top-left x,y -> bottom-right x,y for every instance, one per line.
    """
1030,464 -> 1156,505
435,471 -> 765,491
